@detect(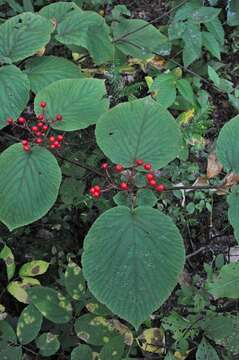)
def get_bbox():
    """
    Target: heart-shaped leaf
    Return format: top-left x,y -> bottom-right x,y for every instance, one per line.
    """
82,206 -> 185,329
0,144 -> 62,230
0,12 -> 53,64
34,79 -> 109,131
96,98 -> 182,169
